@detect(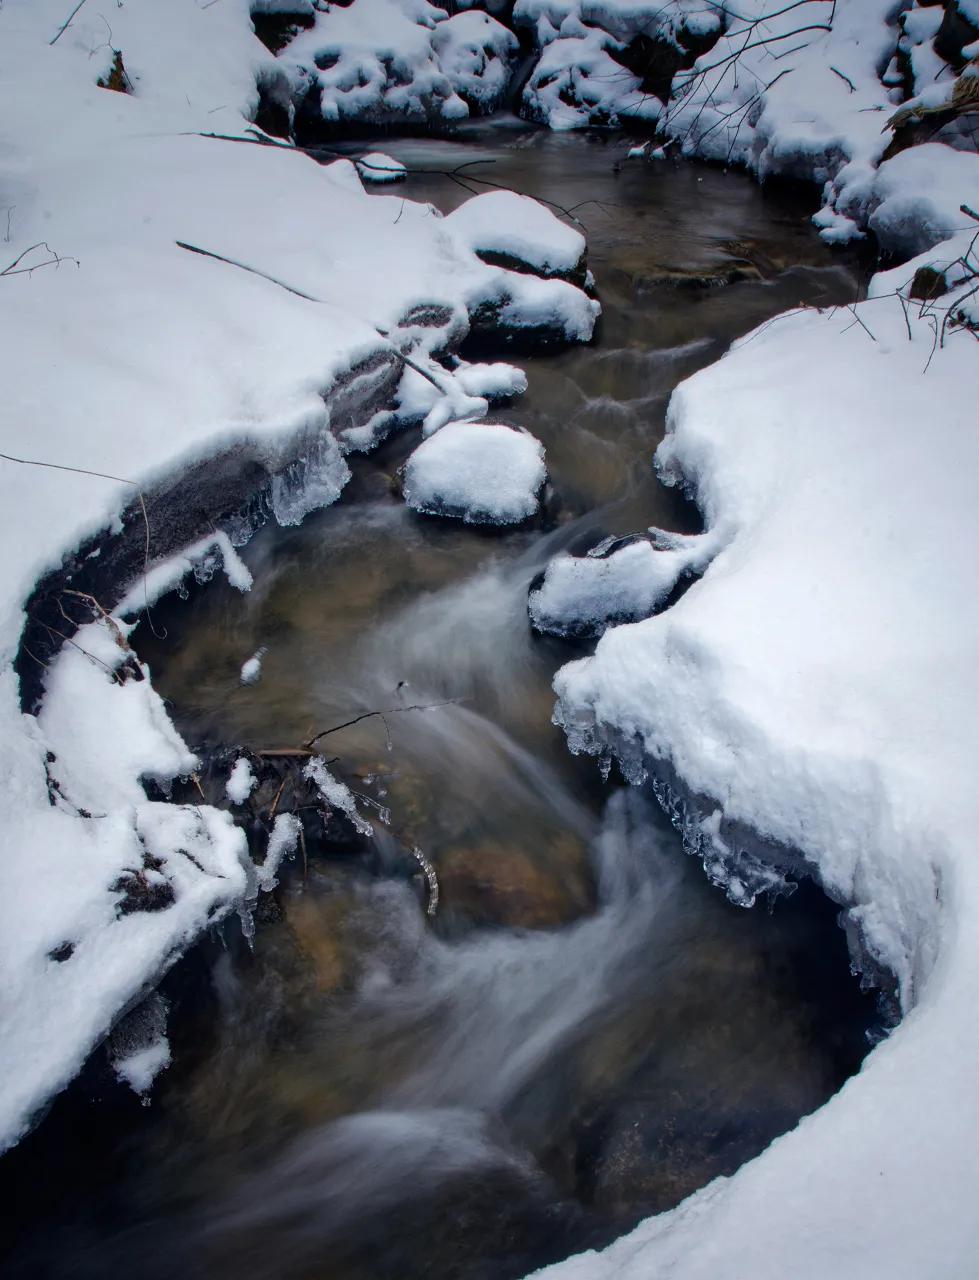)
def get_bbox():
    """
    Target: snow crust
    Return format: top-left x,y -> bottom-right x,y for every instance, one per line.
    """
403,422 -> 547,524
